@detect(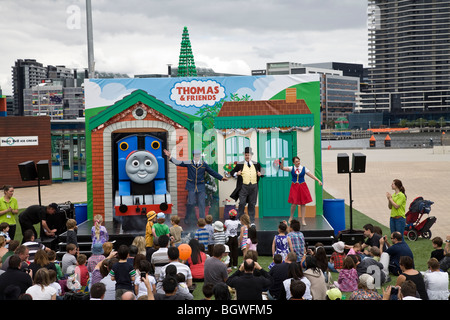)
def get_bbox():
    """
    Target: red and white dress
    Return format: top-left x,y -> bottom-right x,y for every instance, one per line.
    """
287,165 -> 313,205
